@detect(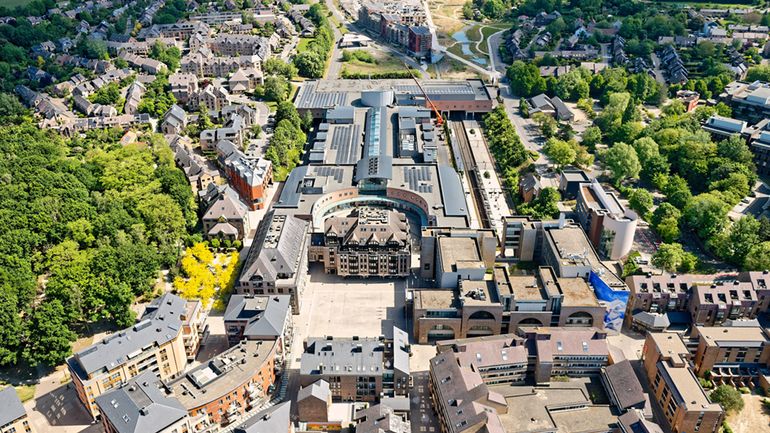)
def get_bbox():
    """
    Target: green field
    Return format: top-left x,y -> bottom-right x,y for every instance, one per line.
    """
296,38 -> 313,54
